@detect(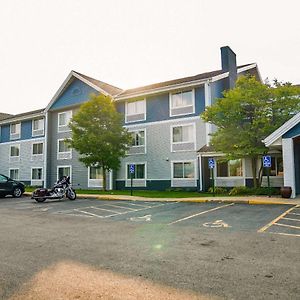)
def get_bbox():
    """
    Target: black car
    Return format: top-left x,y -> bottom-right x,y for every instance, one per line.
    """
0,174 -> 25,198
